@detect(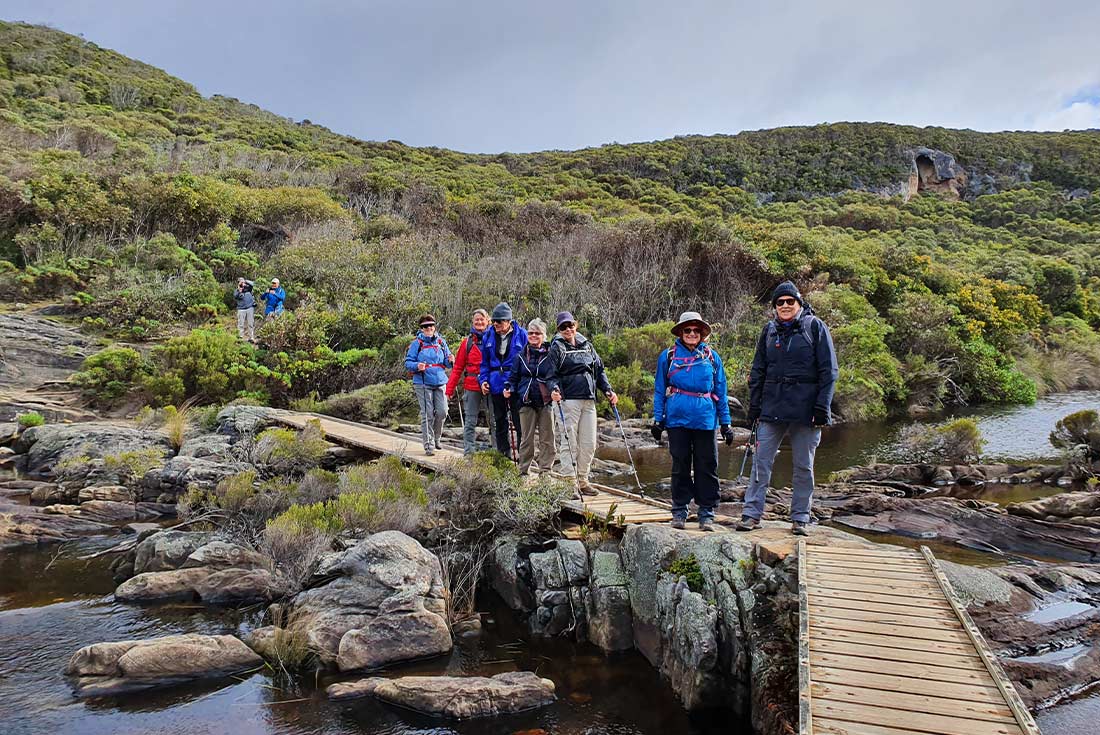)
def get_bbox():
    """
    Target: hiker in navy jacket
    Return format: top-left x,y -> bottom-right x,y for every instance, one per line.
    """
651,311 -> 734,532
479,302 -> 528,457
738,281 -> 838,536
503,318 -> 557,474
405,314 -> 453,456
